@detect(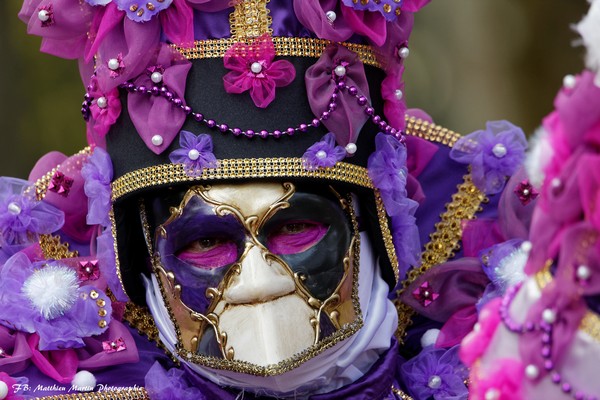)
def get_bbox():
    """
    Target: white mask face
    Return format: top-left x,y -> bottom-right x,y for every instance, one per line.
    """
144,182 -> 364,375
